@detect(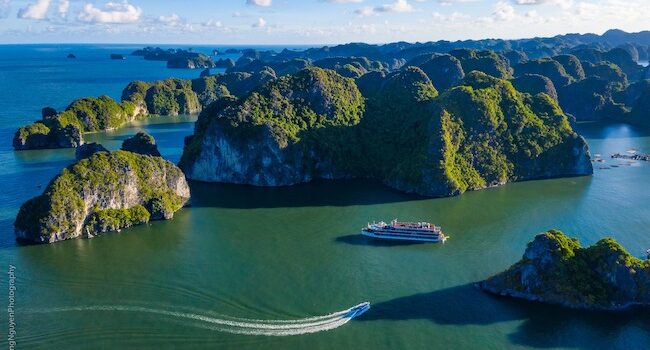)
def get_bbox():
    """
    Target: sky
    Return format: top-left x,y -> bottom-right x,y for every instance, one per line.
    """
0,0 -> 648,45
